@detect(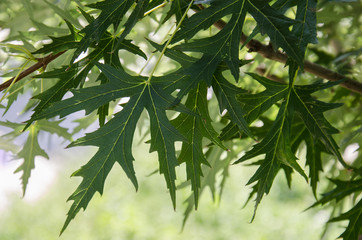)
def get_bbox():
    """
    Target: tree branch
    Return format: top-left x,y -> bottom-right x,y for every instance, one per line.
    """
1,6 -> 361,95
211,16 -> 362,95
0,51 -> 66,92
